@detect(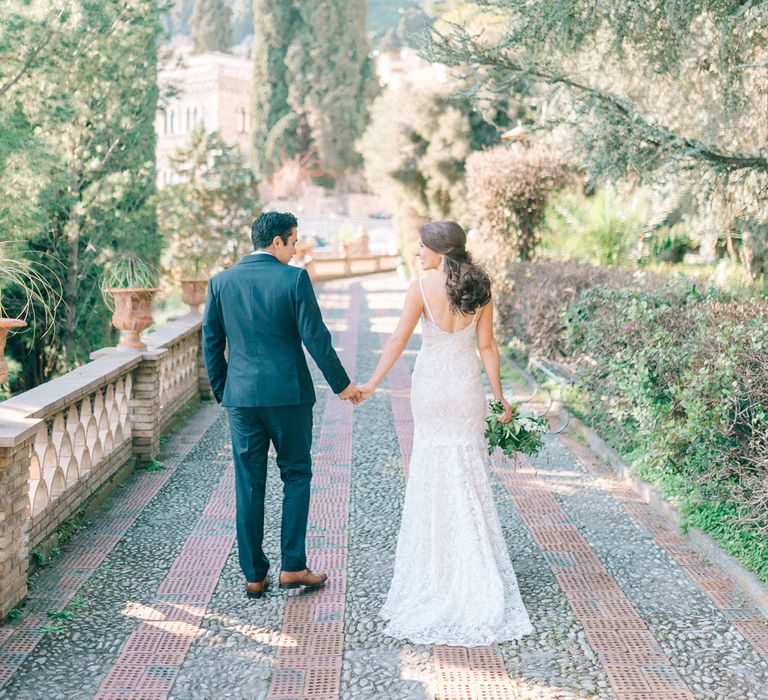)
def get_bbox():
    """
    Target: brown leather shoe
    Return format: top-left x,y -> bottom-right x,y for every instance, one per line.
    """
279,568 -> 328,591
245,575 -> 270,599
